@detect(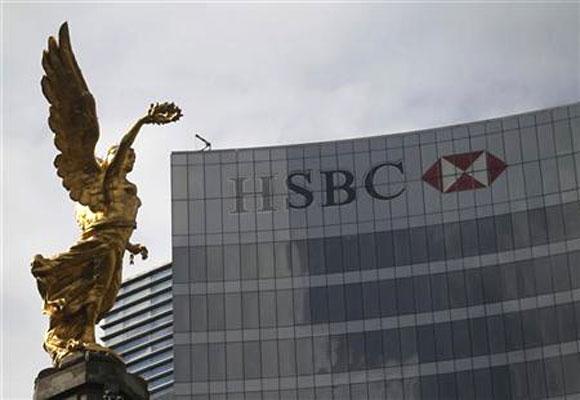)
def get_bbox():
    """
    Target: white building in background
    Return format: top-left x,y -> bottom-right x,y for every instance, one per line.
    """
100,263 -> 173,399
